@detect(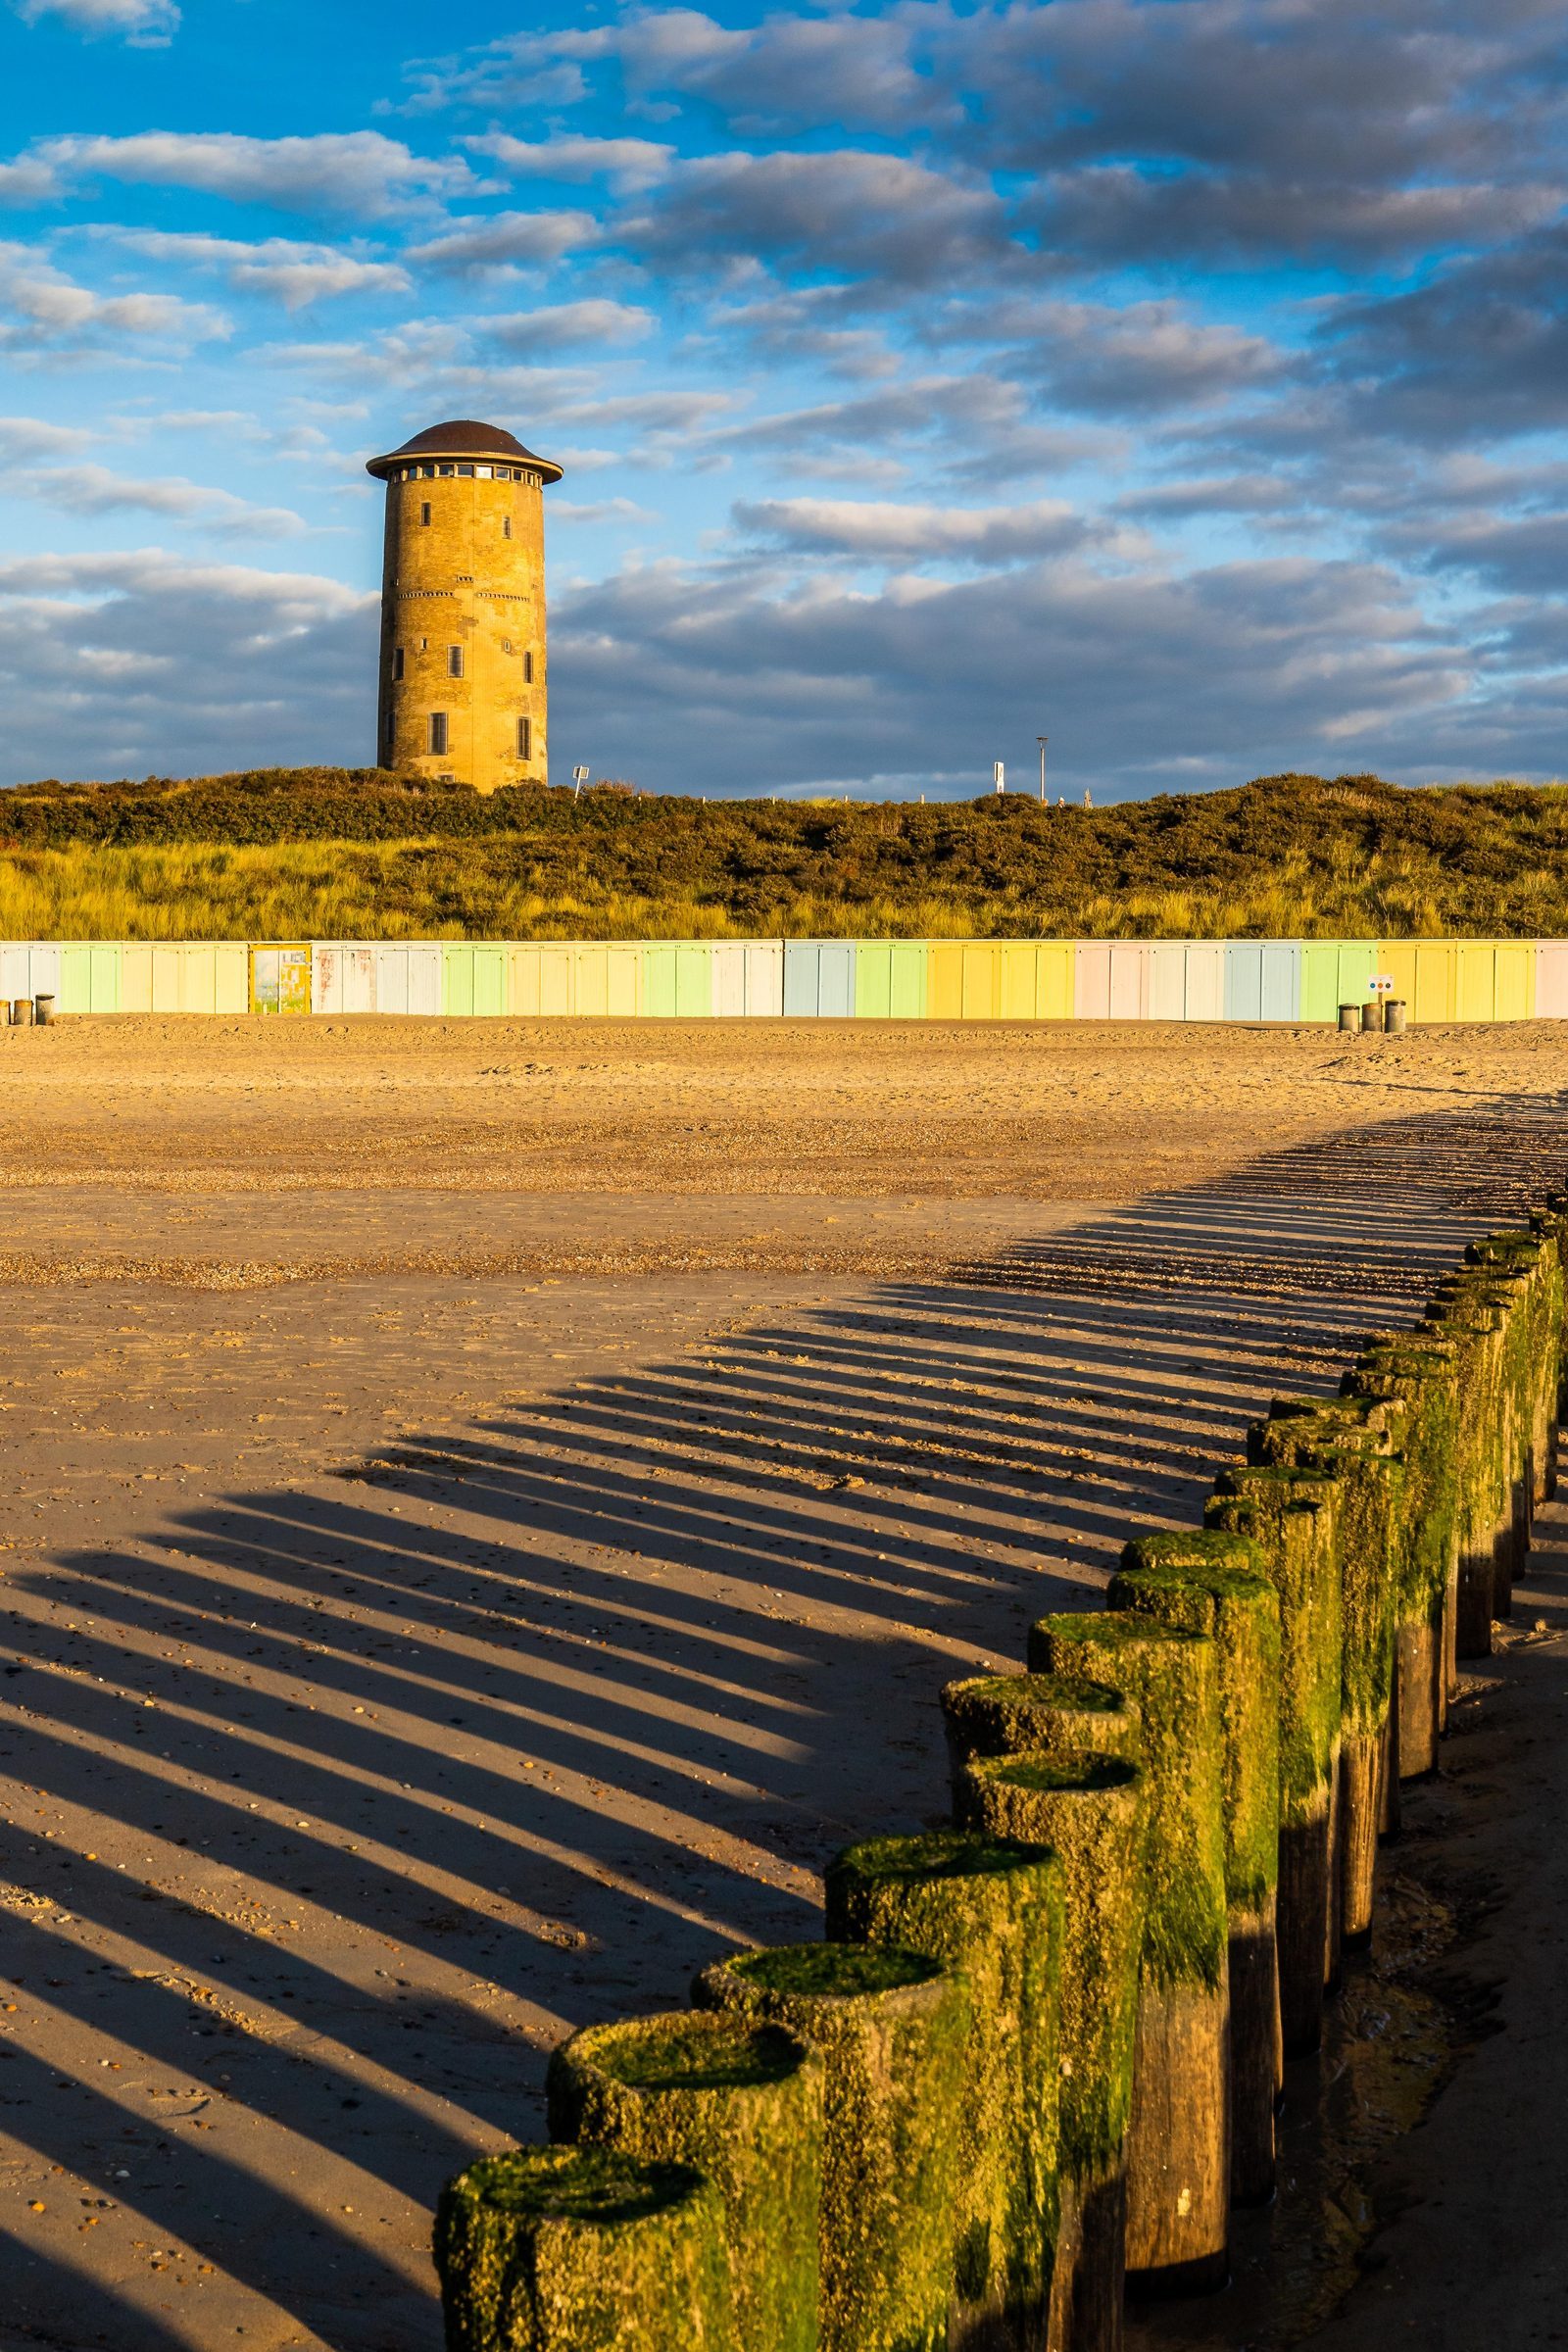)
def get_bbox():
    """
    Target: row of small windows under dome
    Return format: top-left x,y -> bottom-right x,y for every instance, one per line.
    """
391,647 -> 534,680
395,463 -> 541,483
